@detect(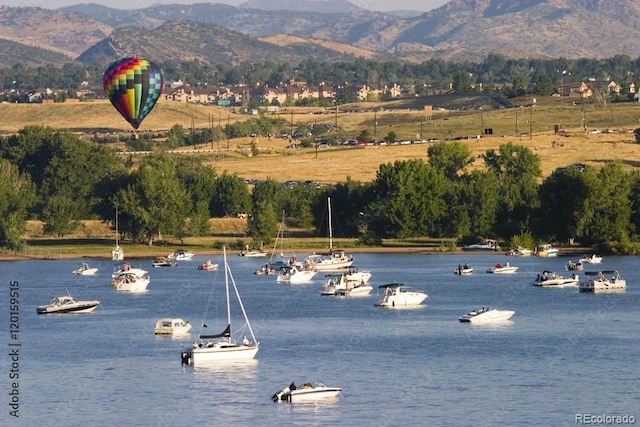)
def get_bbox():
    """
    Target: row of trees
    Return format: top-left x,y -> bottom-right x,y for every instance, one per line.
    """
2,126 -> 640,253
3,54 -> 640,100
